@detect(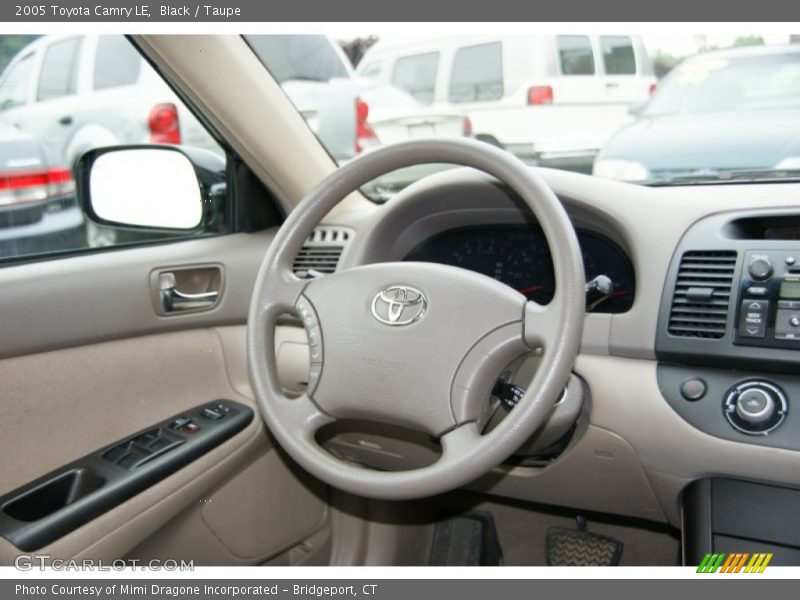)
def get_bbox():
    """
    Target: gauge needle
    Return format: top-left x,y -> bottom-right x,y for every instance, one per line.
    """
518,285 -> 543,294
